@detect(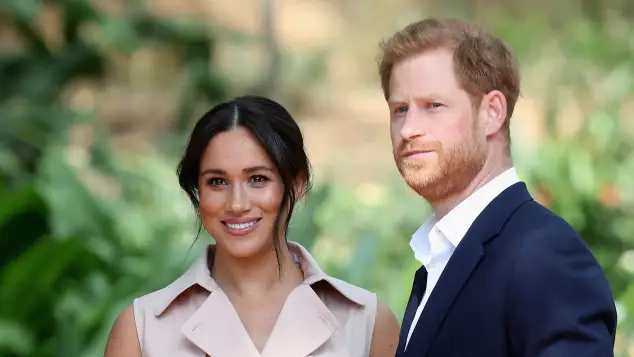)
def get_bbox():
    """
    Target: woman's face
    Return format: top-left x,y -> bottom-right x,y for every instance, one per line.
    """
197,126 -> 284,258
